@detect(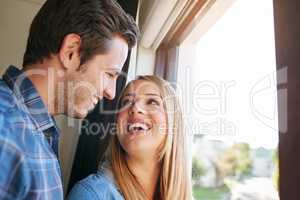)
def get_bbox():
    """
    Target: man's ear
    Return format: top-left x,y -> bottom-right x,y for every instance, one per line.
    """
59,33 -> 81,71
